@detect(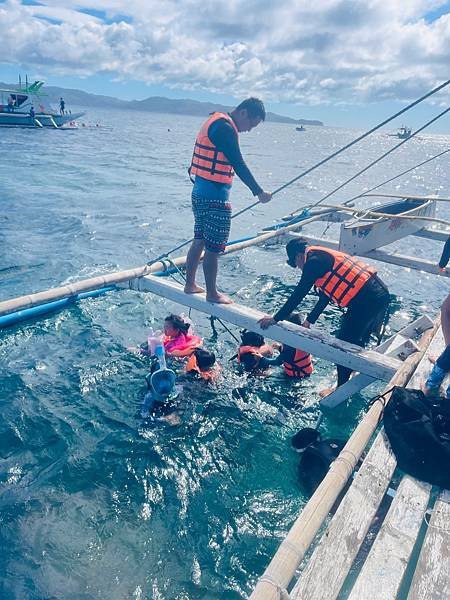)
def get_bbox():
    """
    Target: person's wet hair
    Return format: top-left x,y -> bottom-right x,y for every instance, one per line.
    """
194,348 -> 216,370
240,329 -> 265,347
291,428 -> 320,452
165,314 -> 190,334
240,352 -> 261,372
